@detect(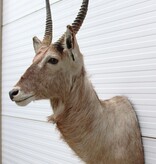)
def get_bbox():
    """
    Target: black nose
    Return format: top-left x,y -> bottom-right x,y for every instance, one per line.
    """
9,89 -> 19,100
